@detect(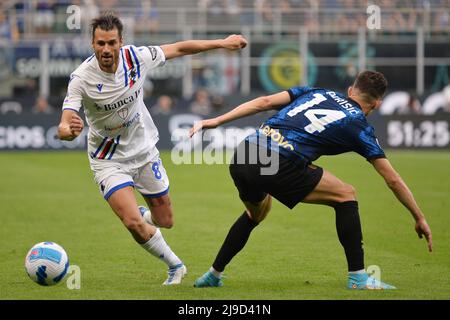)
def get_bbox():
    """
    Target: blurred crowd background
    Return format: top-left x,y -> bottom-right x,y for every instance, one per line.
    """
2,0 -> 450,38
1,0 -> 450,116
